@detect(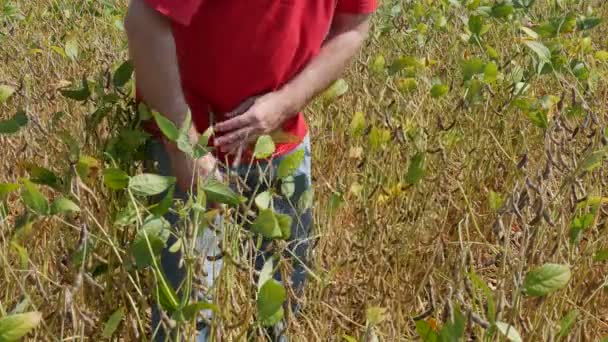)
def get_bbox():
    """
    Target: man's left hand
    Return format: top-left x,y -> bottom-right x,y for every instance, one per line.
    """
213,91 -> 293,154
